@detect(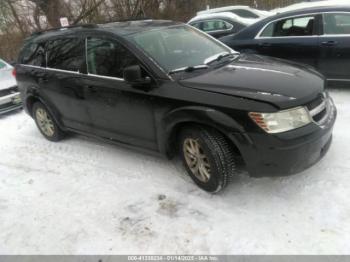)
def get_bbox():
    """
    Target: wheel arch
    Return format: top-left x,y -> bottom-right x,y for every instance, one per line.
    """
159,106 -> 247,158
24,93 -> 64,130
